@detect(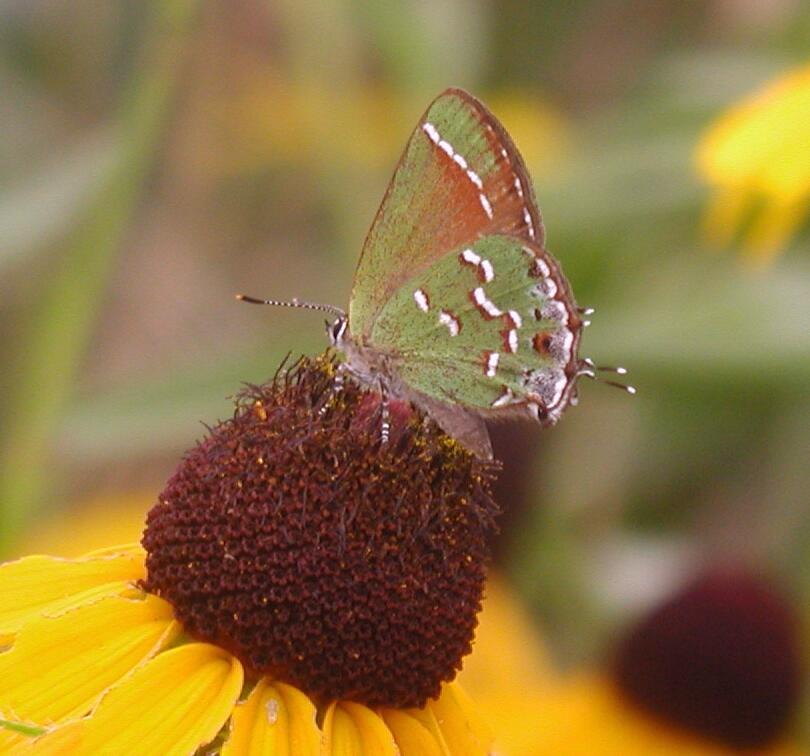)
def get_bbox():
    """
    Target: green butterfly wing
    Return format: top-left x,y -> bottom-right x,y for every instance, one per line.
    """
369,234 -> 583,421
349,88 -> 543,339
